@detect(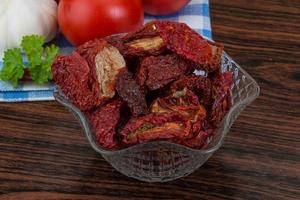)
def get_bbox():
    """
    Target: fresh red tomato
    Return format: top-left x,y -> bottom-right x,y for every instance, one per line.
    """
58,0 -> 144,45
143,0 -> 190,15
